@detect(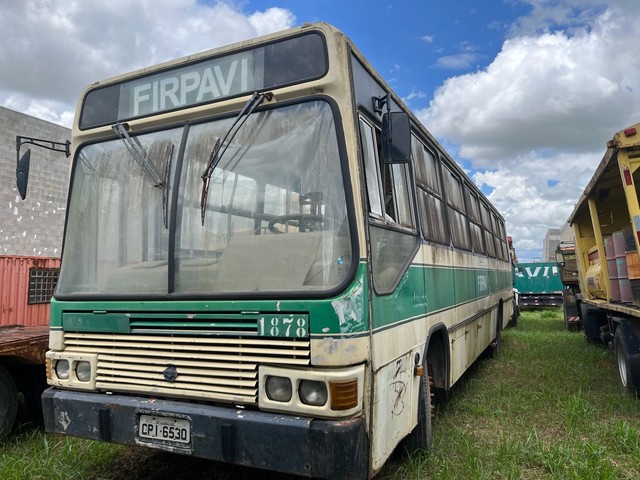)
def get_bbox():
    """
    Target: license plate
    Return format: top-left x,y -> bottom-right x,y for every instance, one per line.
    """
138,414 -> 191,445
